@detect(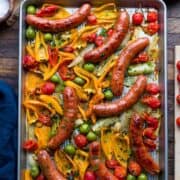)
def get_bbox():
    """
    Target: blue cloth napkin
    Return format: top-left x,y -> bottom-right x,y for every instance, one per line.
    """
0,81 -> 17,180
